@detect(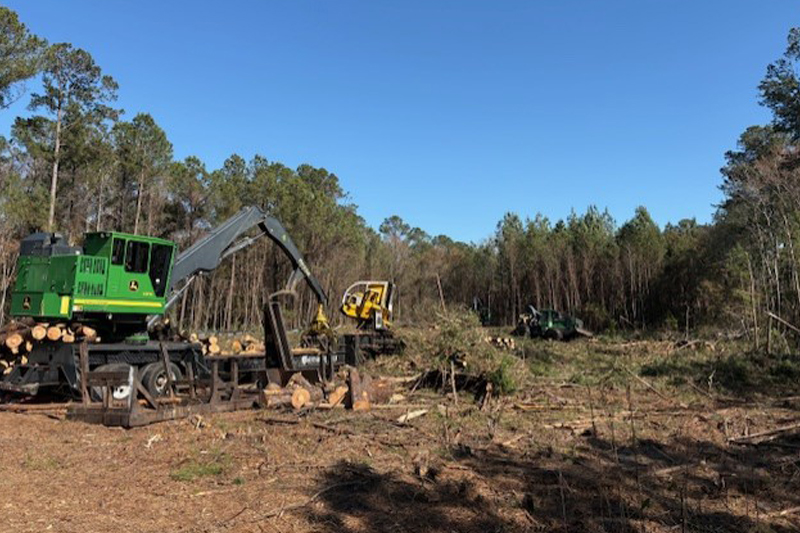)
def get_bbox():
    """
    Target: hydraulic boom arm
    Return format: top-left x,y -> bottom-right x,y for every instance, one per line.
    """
158,206 -> 327,321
